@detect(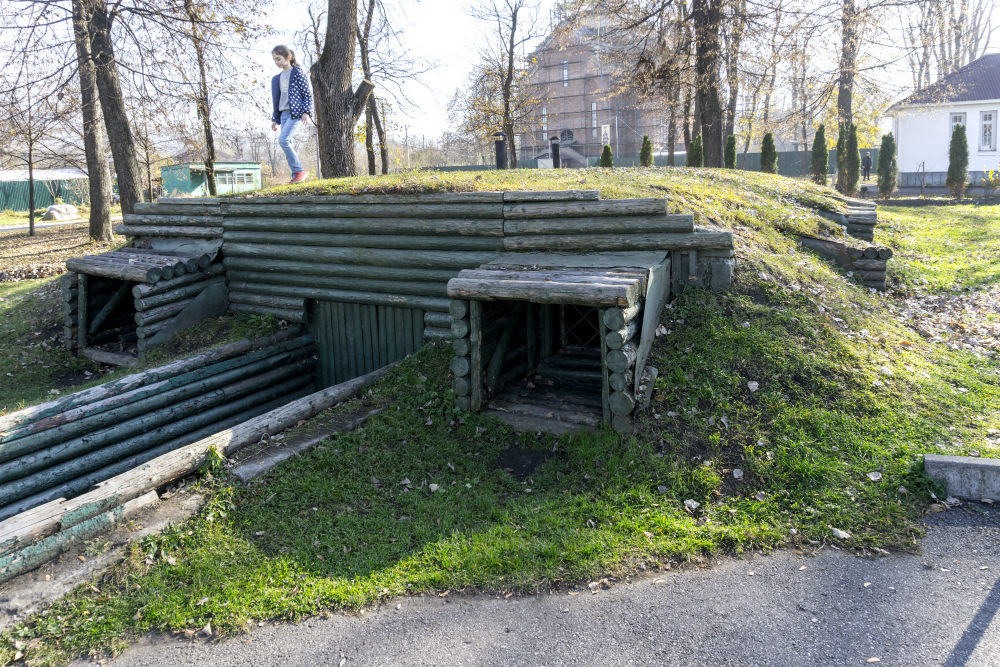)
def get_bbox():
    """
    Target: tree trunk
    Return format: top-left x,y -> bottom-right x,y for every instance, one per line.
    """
500,4 -> 520,168
667,89 -> 677,167
184,0 -> 217,196
364,104 -> 376,175
723,0 -> 746,140
72,0 -> 113,242
693,0 -> 724,167
86,0 -> 143,214
27,140 -> 36,237
312,0 -> 374,178
371,97 -> 389,174
682,83 -> 692,151
837,0 -> 859,125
